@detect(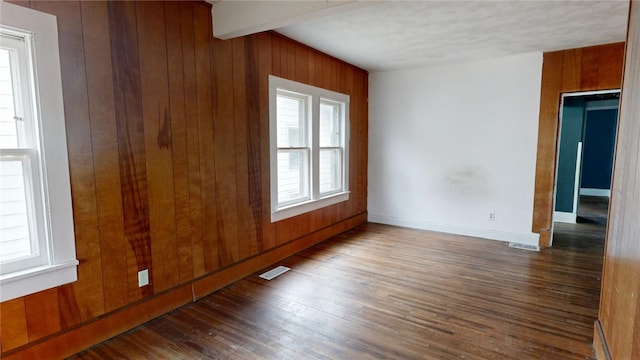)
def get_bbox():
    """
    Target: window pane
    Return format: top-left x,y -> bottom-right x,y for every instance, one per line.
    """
0,48 -> 20,148
277,149 -> 309,204
320,101 -> 341,147
0,159 -> 34,262
319,148 -> 342,194
277,93 -> 306,147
